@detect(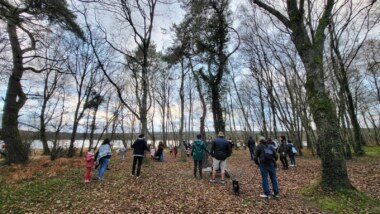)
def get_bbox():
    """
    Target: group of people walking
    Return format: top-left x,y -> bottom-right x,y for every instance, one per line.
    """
83,132 -> 298,199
